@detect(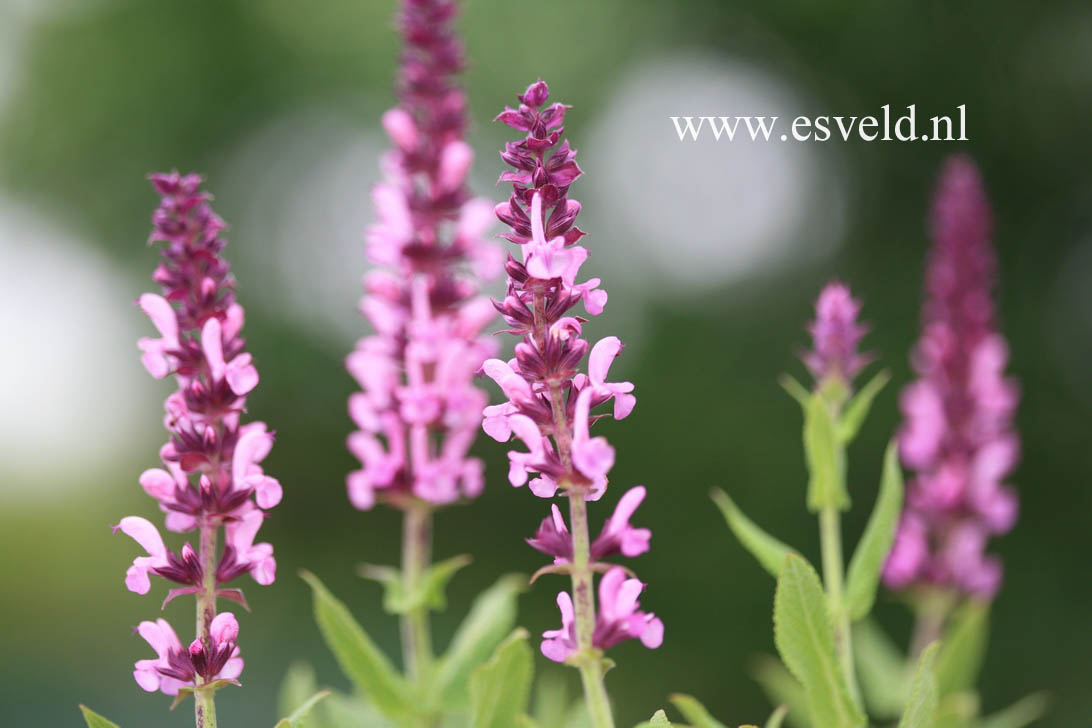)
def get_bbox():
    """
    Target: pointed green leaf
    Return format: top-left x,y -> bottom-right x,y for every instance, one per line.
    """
779,374 -> 811,409
935,601 -> 989,696
773,554 -> 864,728
898,642 -> 940,728
79,706 -> 121,728
845,441 -> 904,620
851,619 -> 910,718
669,693 -> 729,728
712,489 -> 797,578
838,370 -> 890,443
804,393 -> 848,512
300,570 -> 413,720
469,628 -> 534,728
635,710 -> 674,727
359,555 -> 472,615
275,690 -> 332,728
433,573 -> 525,707
978,692 -> 1049,728
764,705 -> 789,728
